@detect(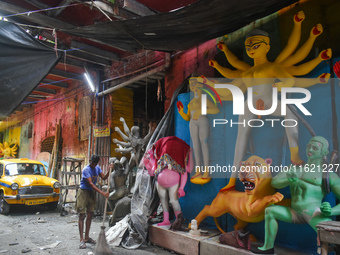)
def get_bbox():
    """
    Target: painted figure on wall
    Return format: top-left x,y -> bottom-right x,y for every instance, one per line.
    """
177,78 -> 220,185
0,142 -> 18,158
143,136 -> 192,226
251,136 -> 340,254
208,11 -> 331,191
